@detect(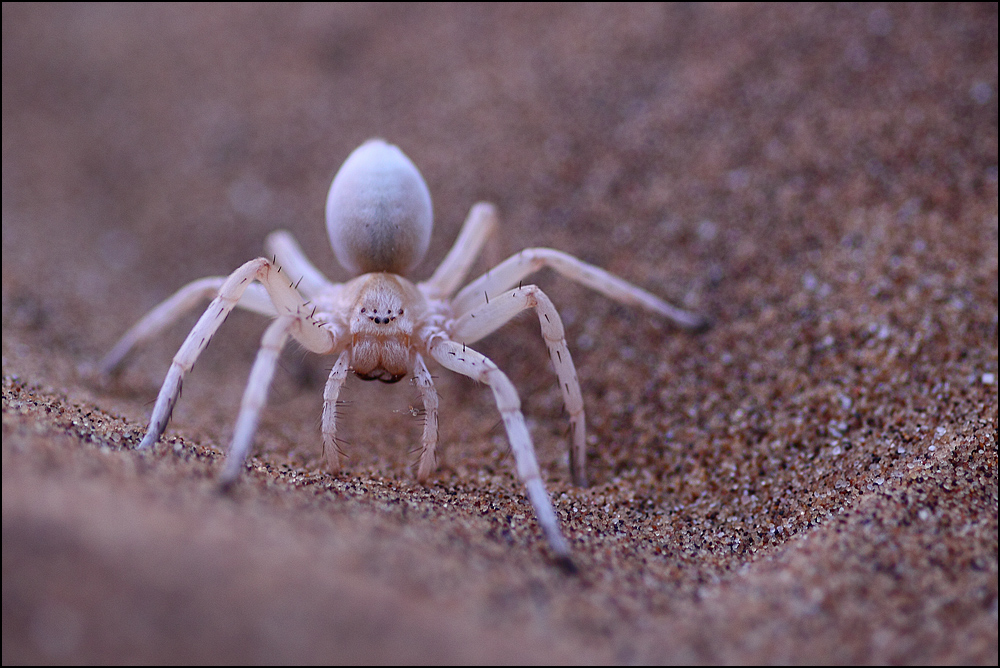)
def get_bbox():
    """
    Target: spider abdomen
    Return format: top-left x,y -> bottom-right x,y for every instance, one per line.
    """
326,139 -> 433,275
